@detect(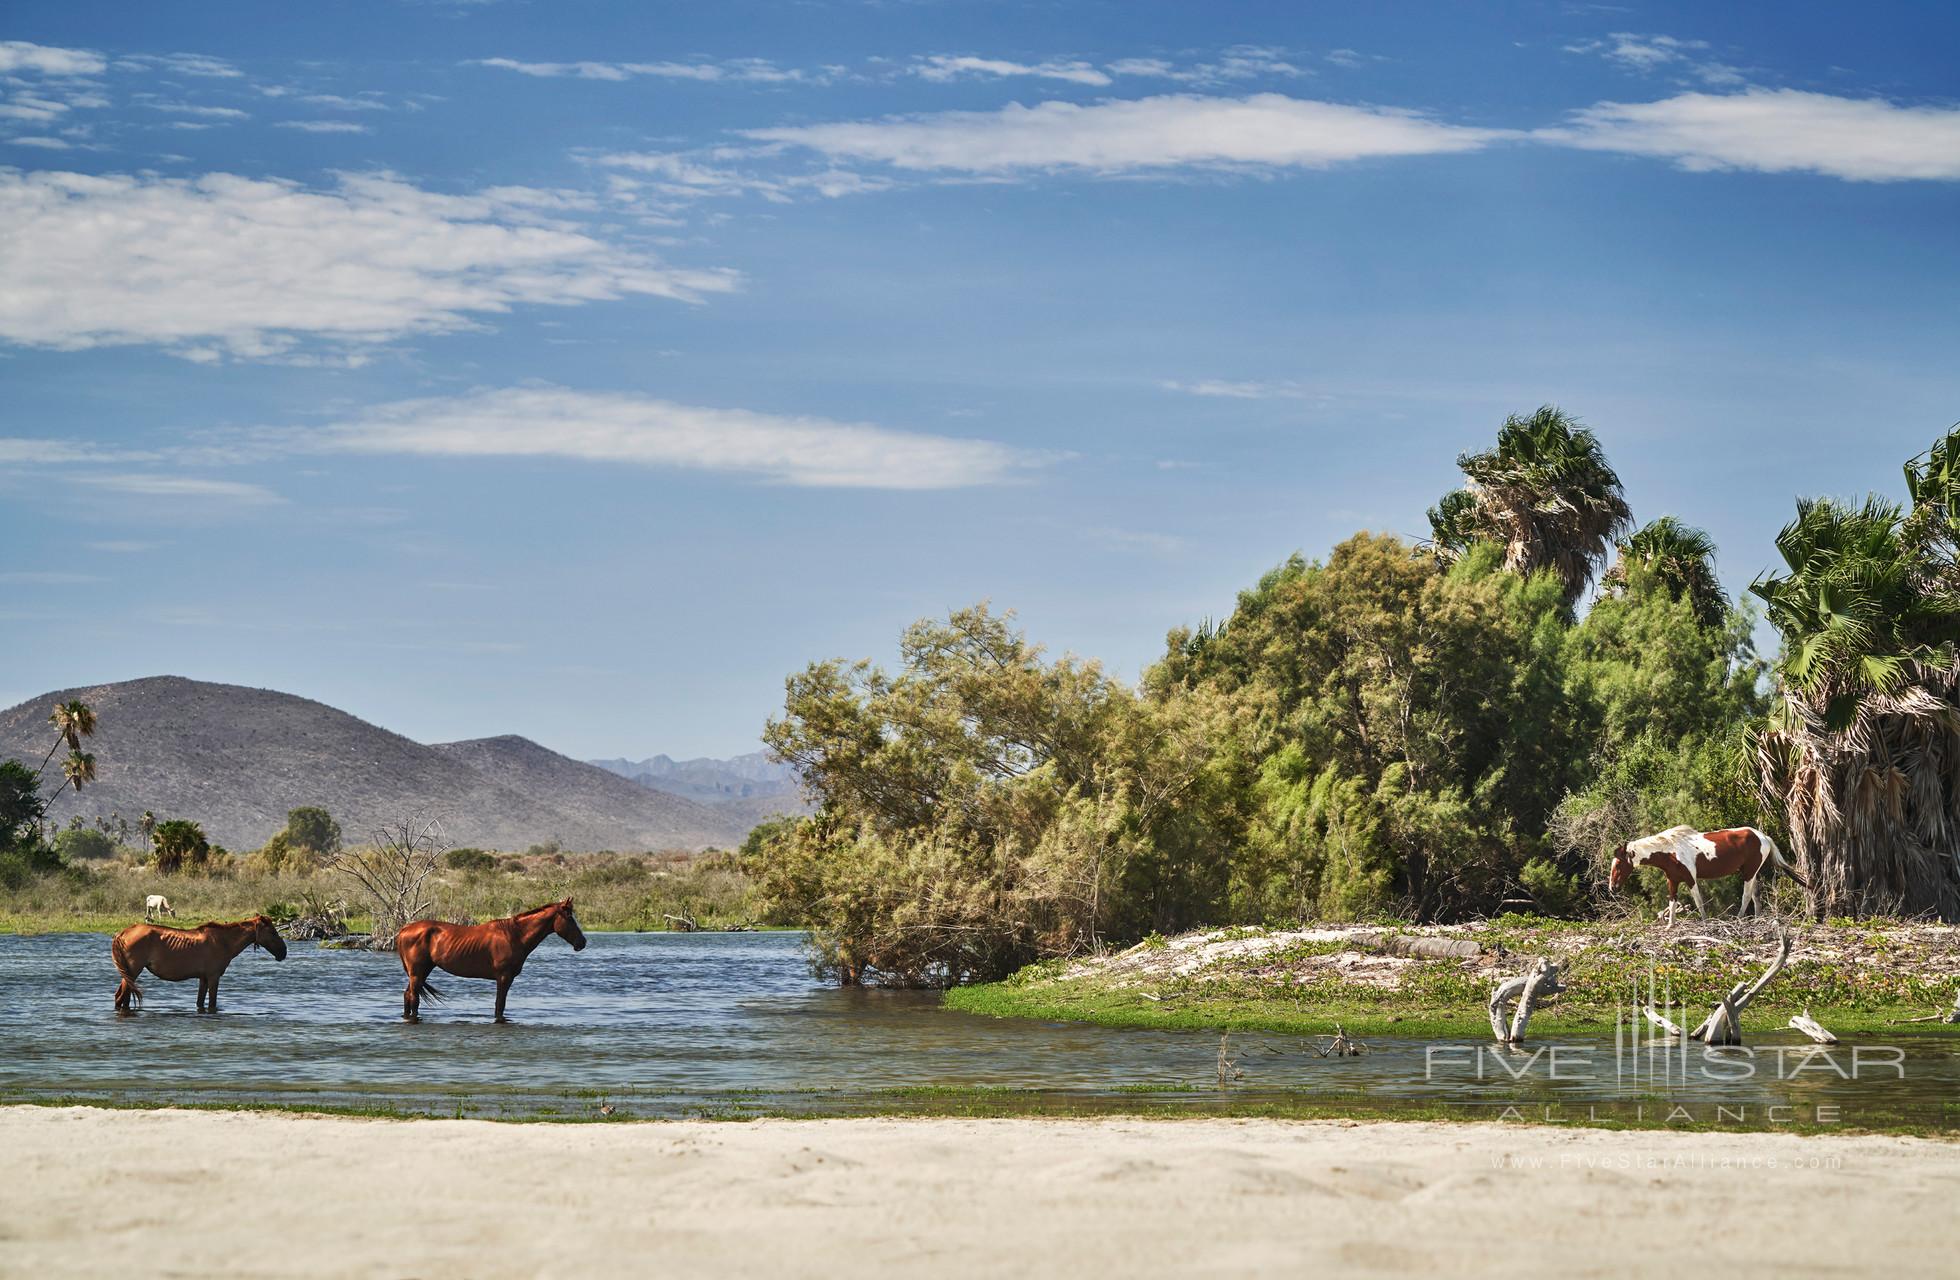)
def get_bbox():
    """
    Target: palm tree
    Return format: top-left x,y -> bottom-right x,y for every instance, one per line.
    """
1433,406 -> 1633,606
1600,516 -> 1727,629
59,752 -> 96,795
1751,484 -> 1960,919
39,700 -> 97,777
1904,423 -> 1960,587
